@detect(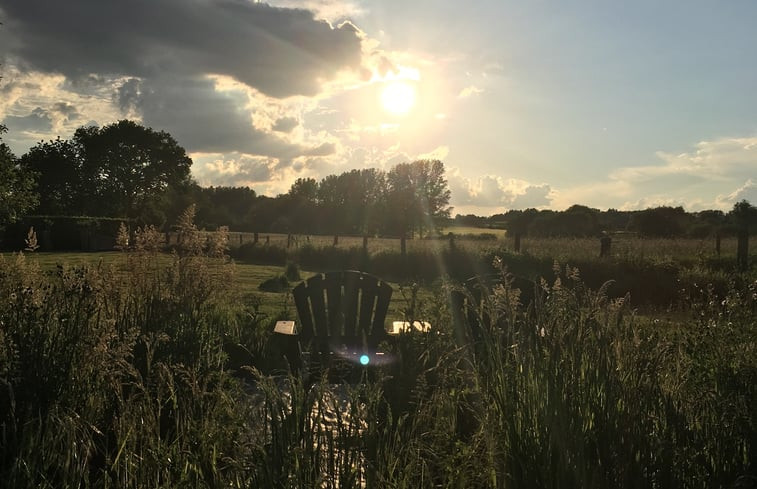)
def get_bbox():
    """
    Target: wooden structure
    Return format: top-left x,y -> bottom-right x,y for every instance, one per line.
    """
449,274 -> 536,347
276,270 -> 393,381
